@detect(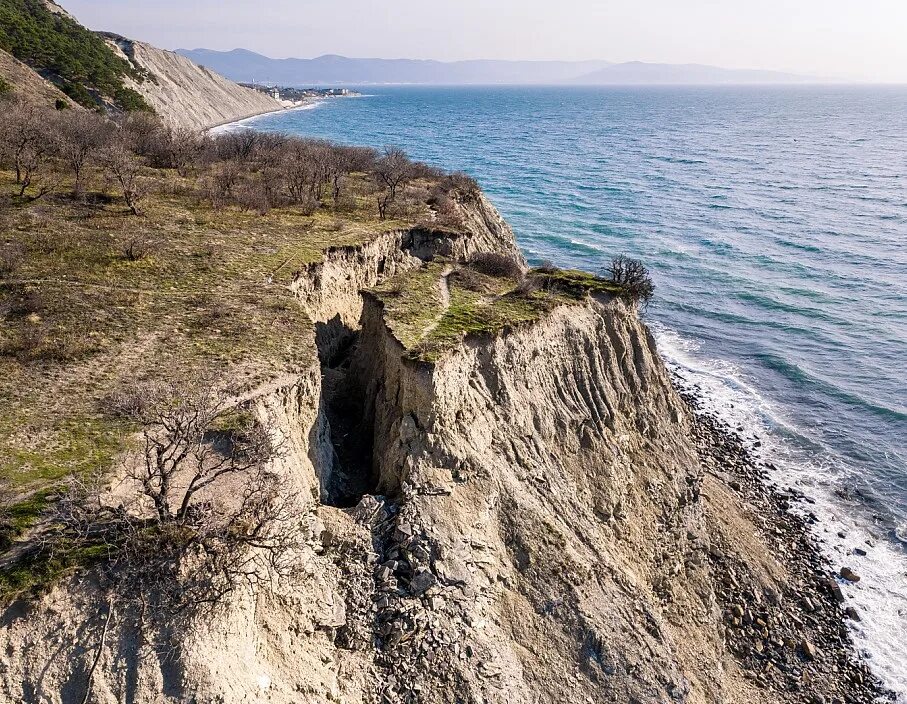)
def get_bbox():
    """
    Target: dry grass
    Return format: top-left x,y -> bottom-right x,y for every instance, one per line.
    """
0,165 -> 434,540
